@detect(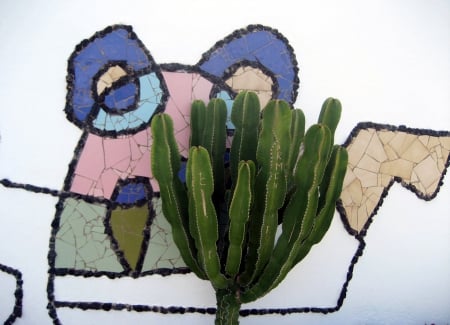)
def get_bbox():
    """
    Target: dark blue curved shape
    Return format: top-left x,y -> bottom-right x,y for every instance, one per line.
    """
114,181 -> 147,205
198,25 -> 299,104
